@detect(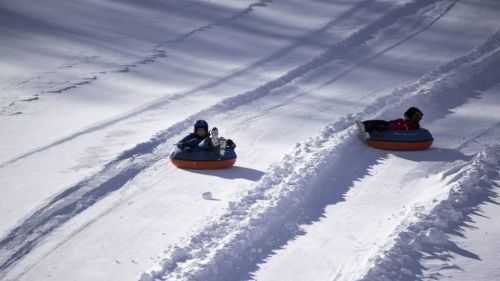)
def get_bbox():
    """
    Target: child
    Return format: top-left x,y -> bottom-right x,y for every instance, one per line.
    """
357,107 -> 423,133
177,120 -> 236,155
